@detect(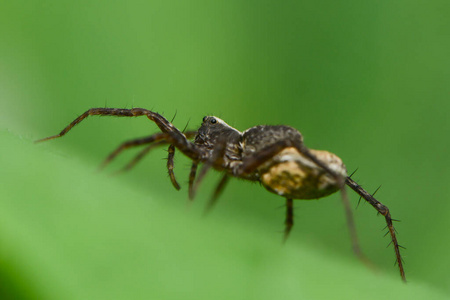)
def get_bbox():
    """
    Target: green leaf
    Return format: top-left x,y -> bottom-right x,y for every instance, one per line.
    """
0,131 -> 447,299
